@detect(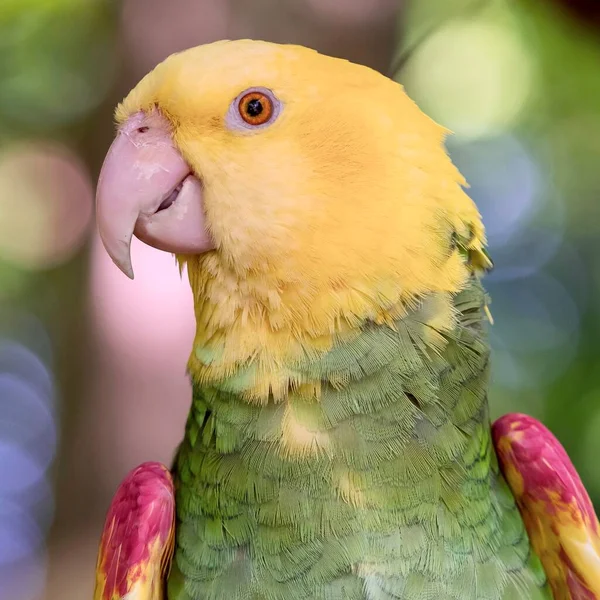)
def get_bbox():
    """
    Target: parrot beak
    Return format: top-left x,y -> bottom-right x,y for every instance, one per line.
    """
96,109 -> 215,279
